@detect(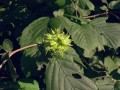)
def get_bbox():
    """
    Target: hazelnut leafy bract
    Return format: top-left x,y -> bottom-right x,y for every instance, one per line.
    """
43,28 -> 71,56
